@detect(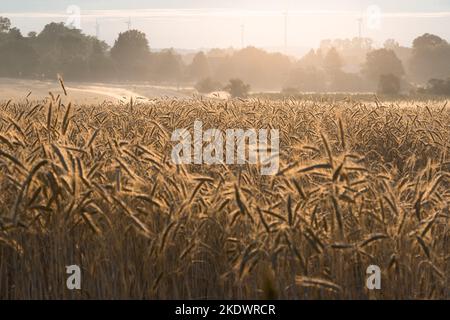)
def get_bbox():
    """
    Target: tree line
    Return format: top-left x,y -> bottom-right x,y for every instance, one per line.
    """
1,16 -> 450,95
